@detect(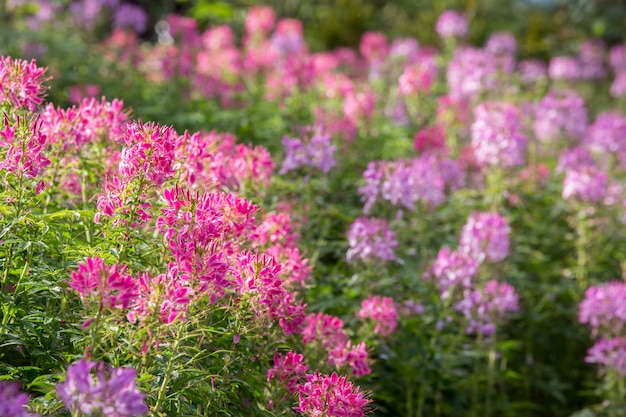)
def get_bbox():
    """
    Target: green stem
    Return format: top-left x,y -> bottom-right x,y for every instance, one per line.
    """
154,336 -> 180,413
485,335 -> 497,417
575,206 -> 588,293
